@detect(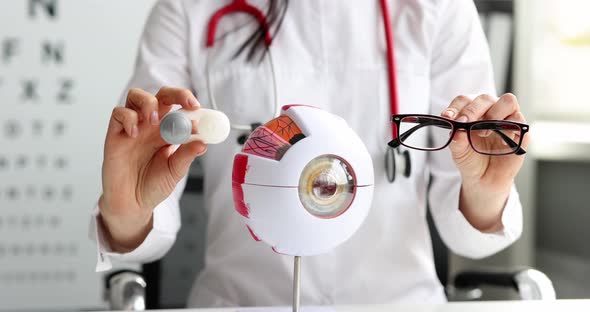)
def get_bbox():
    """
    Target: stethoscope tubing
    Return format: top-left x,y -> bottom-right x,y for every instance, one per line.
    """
205,47 -> 281,131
